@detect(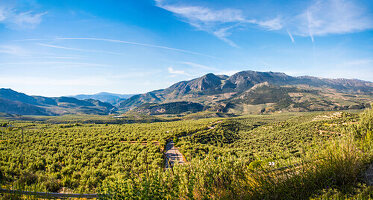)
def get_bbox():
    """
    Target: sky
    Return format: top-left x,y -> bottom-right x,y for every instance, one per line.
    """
0,0 -> 372,97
